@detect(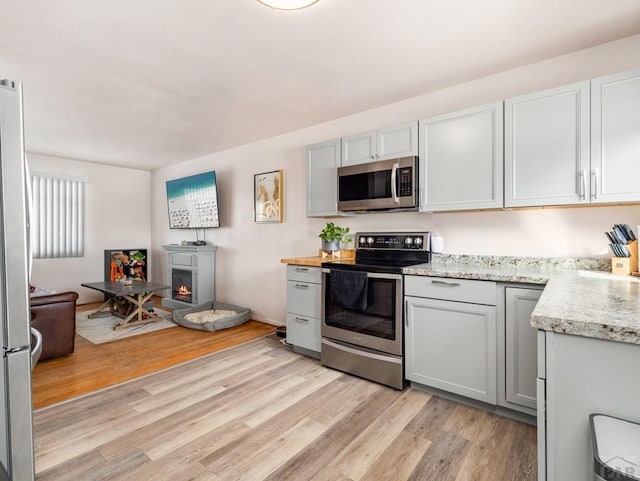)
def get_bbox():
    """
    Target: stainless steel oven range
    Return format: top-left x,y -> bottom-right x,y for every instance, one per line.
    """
321,232 -> 430,389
